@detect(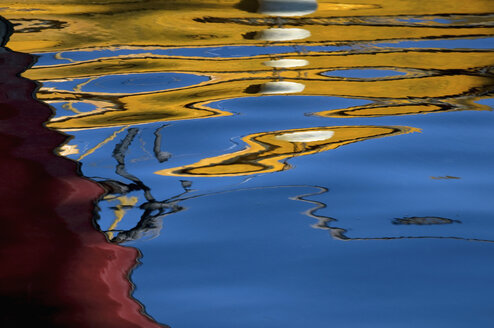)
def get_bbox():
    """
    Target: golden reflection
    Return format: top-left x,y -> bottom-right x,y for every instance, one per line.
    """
38,69 -> 491,130
77,126 -> 128,161
106,196 -> 139,240
0,0 -> 491,169
155,125 -> 419,177
18,44 -> 491,129
25,51 -> 493,81
2,0 -> 493,52
0,0 -> 487,130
